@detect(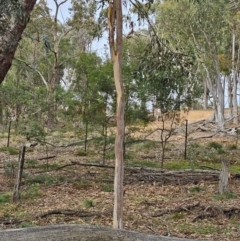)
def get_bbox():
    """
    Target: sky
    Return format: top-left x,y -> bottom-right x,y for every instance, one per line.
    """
45,0 -> 109,57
